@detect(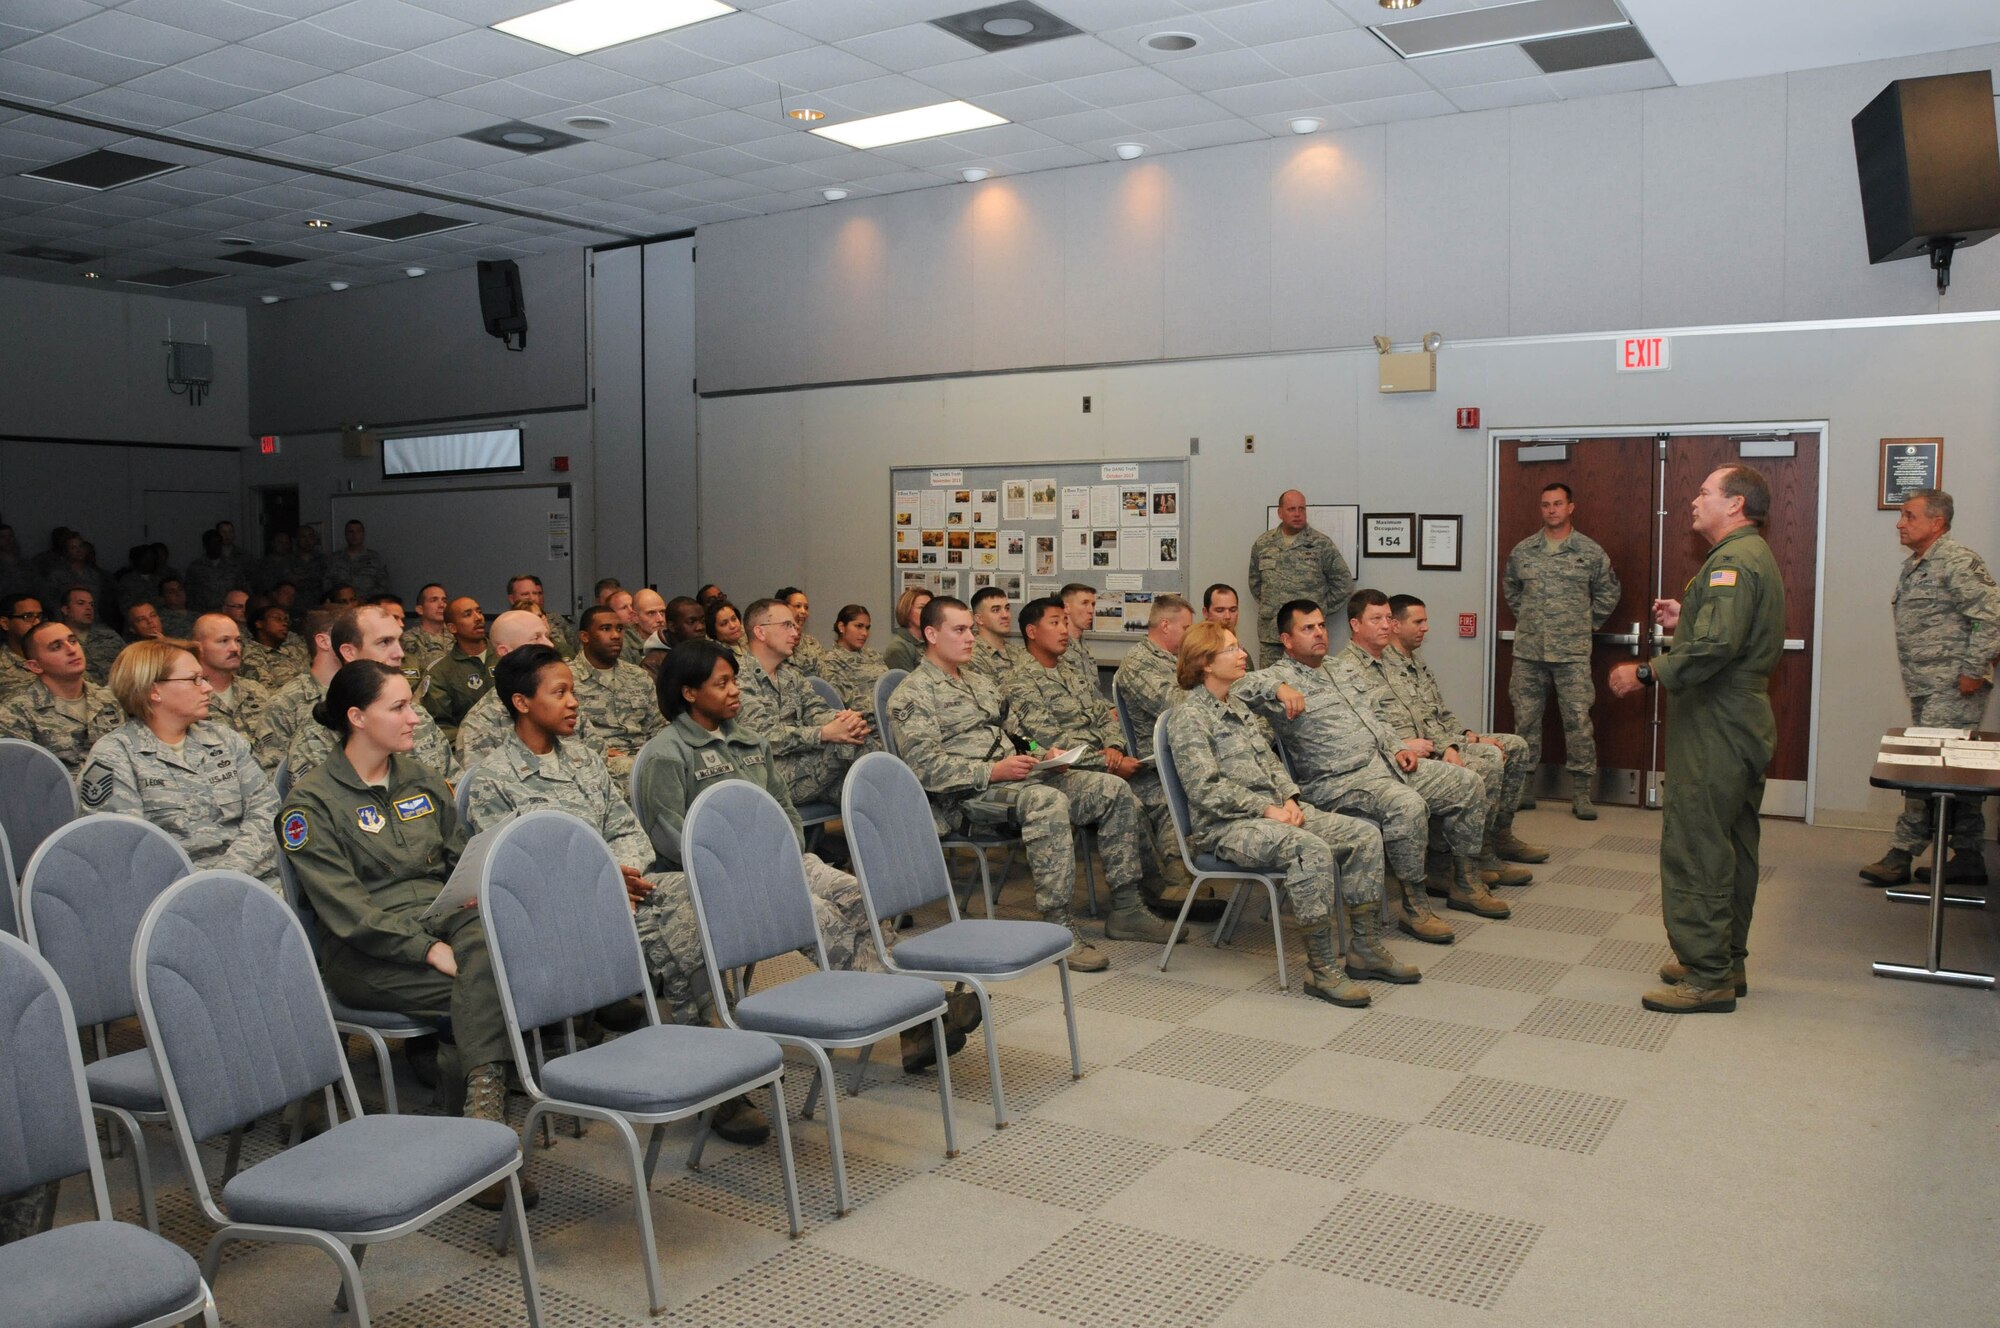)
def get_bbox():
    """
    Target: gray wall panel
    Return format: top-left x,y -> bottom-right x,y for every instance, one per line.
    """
590,245 -> 644,591
1387,110 -> 1513,341
1164,144 -> 1272,359
969,171 -> 1069,372
1062,160 -> 1166,367
1270,128 -> 1388,353
1507,95 -> 1645,336
641,237 -> 699,592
